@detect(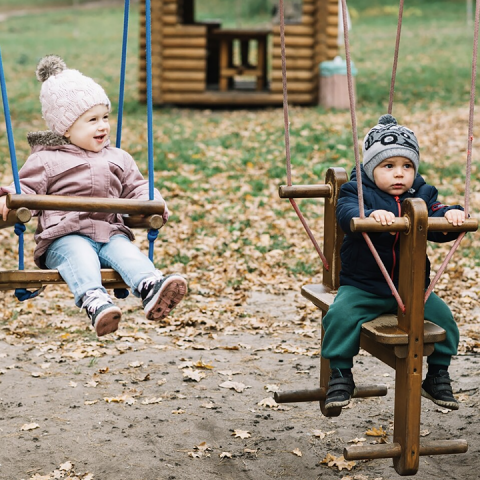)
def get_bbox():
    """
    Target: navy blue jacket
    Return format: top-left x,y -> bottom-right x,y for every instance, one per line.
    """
337,167 -> 463,297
